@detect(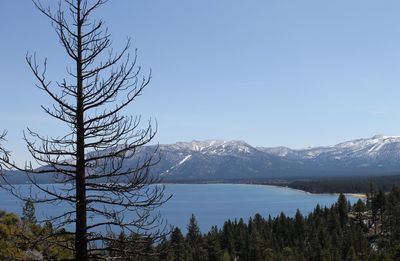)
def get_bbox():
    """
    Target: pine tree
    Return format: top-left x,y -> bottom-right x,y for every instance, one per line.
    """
186,214 -> 207,261
206,226 -> 222,261
353,199 -> 366,226
338,193 -> 348,227
21,200 -> 36,225
170,227 -> 186,261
